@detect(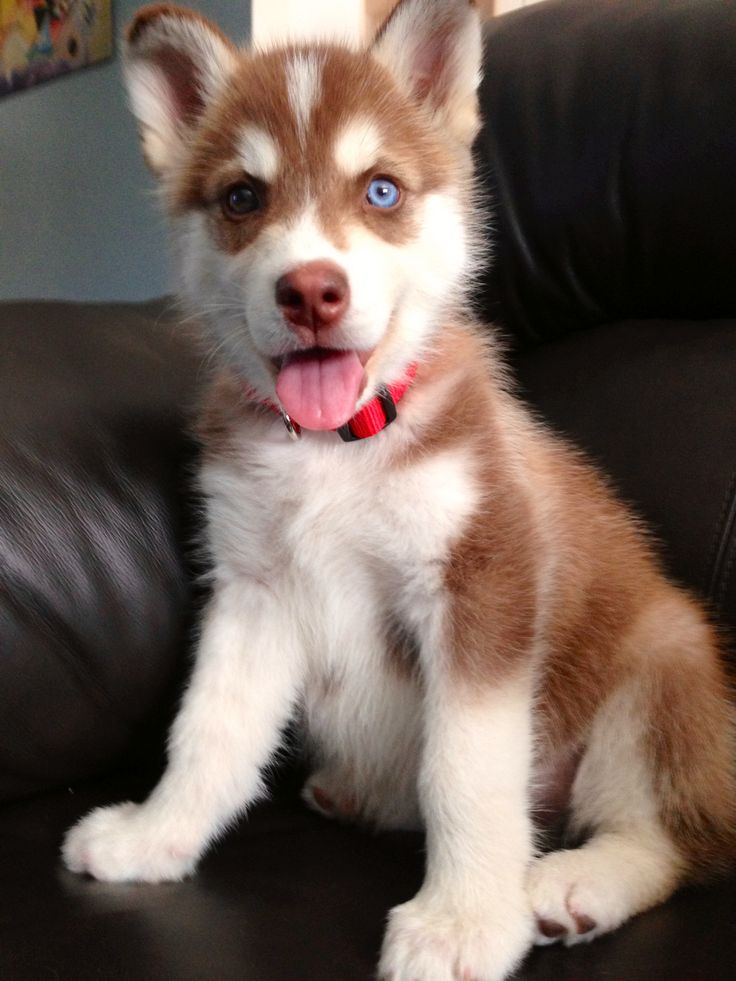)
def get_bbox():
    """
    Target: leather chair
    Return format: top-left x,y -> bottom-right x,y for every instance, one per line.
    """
2,1 -> 734,977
